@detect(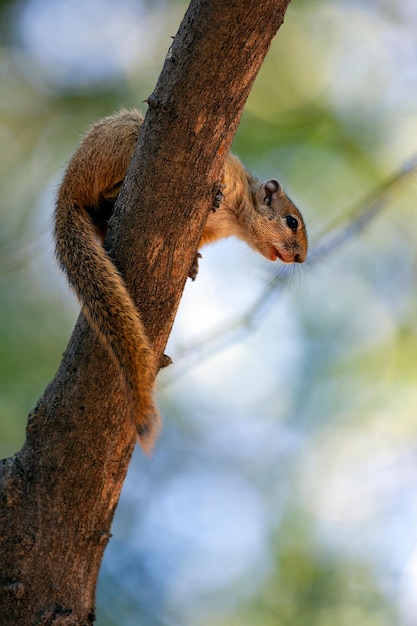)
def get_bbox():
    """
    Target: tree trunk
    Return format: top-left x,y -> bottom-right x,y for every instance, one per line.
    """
0,0 -> 292,623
